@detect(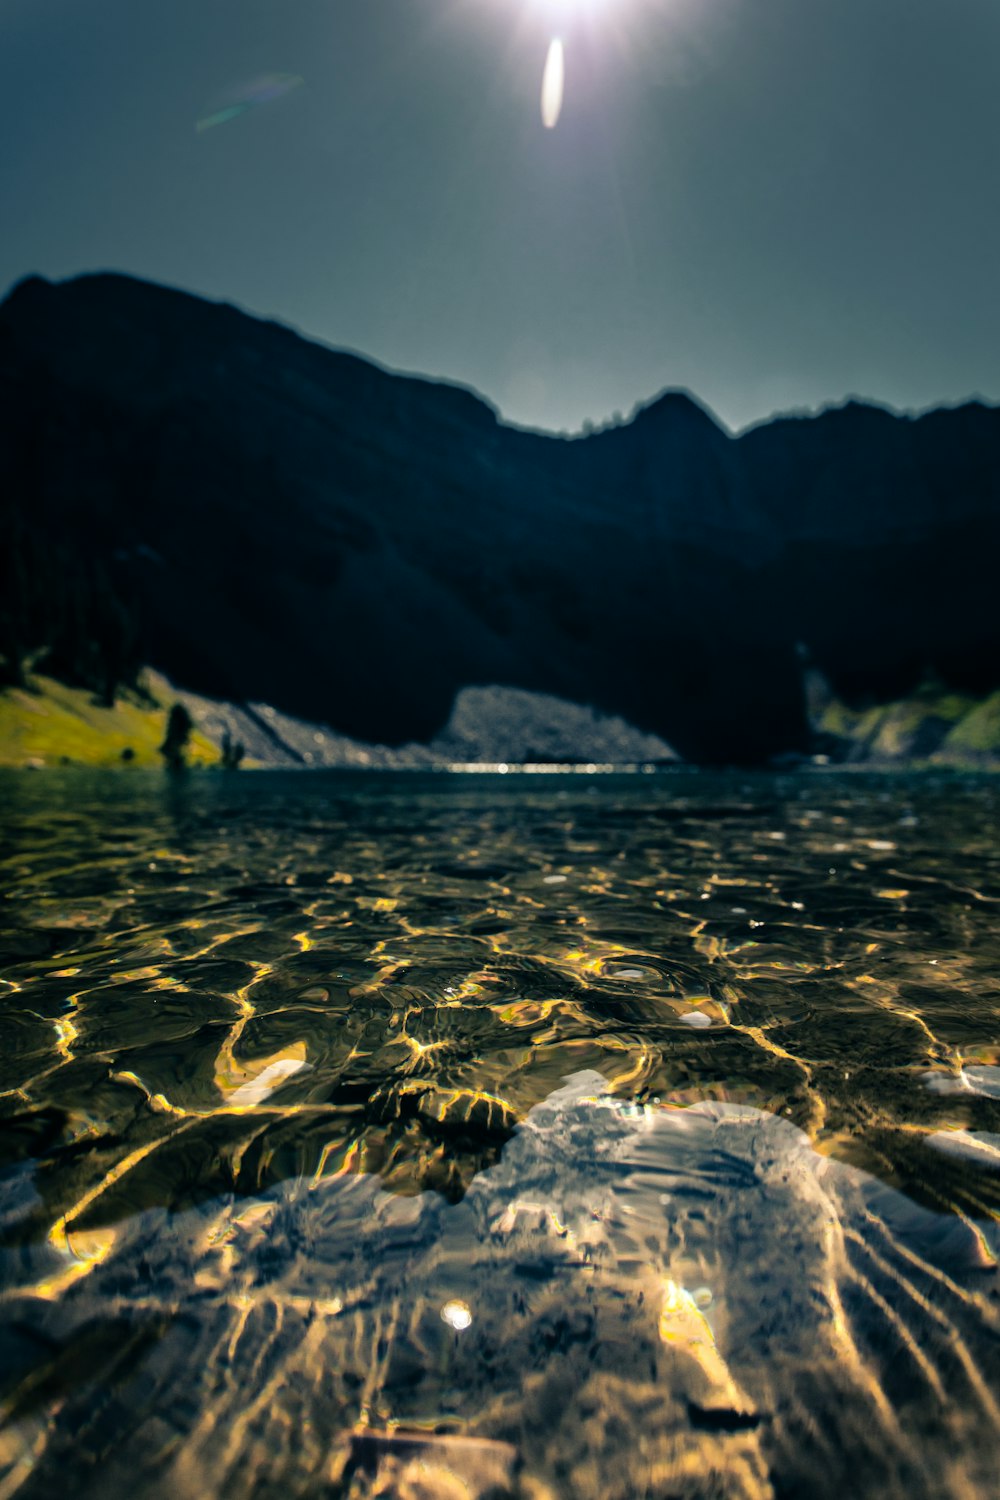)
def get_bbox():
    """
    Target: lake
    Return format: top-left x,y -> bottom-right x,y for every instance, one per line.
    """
1,768 -> 998,1499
